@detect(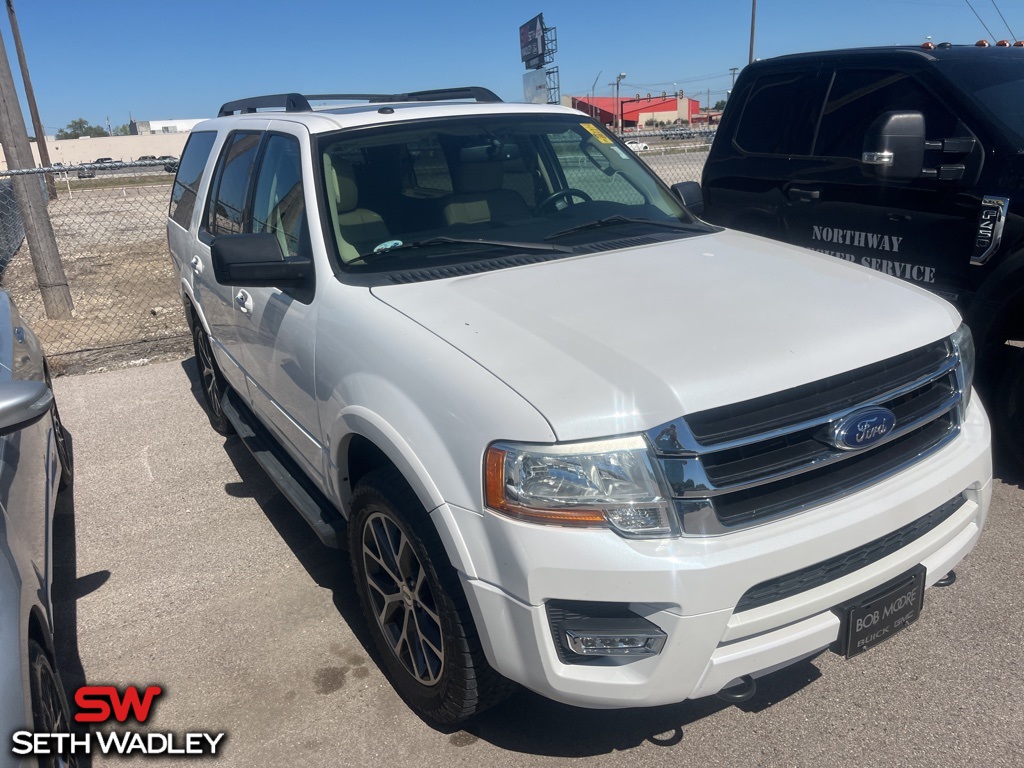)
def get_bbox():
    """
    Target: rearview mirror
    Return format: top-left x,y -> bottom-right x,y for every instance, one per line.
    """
862,111 -> 926,180
211,233 -> 311,287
